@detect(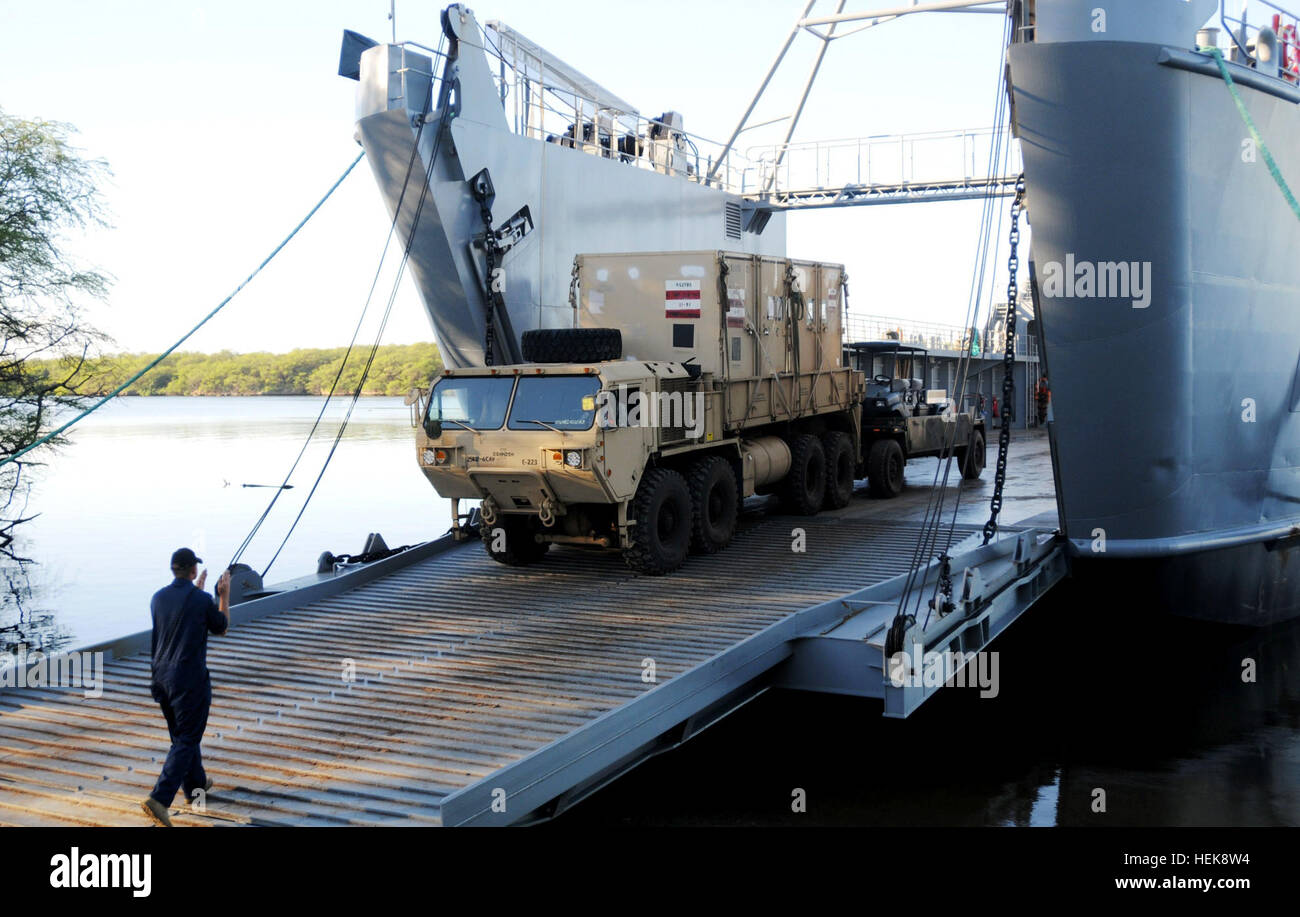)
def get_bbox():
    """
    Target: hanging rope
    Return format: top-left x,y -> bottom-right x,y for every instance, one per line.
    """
229,73 -> 444,572
0,151 -> 366,469
1208,47 -> 1300,222
256,73 -> 455,580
